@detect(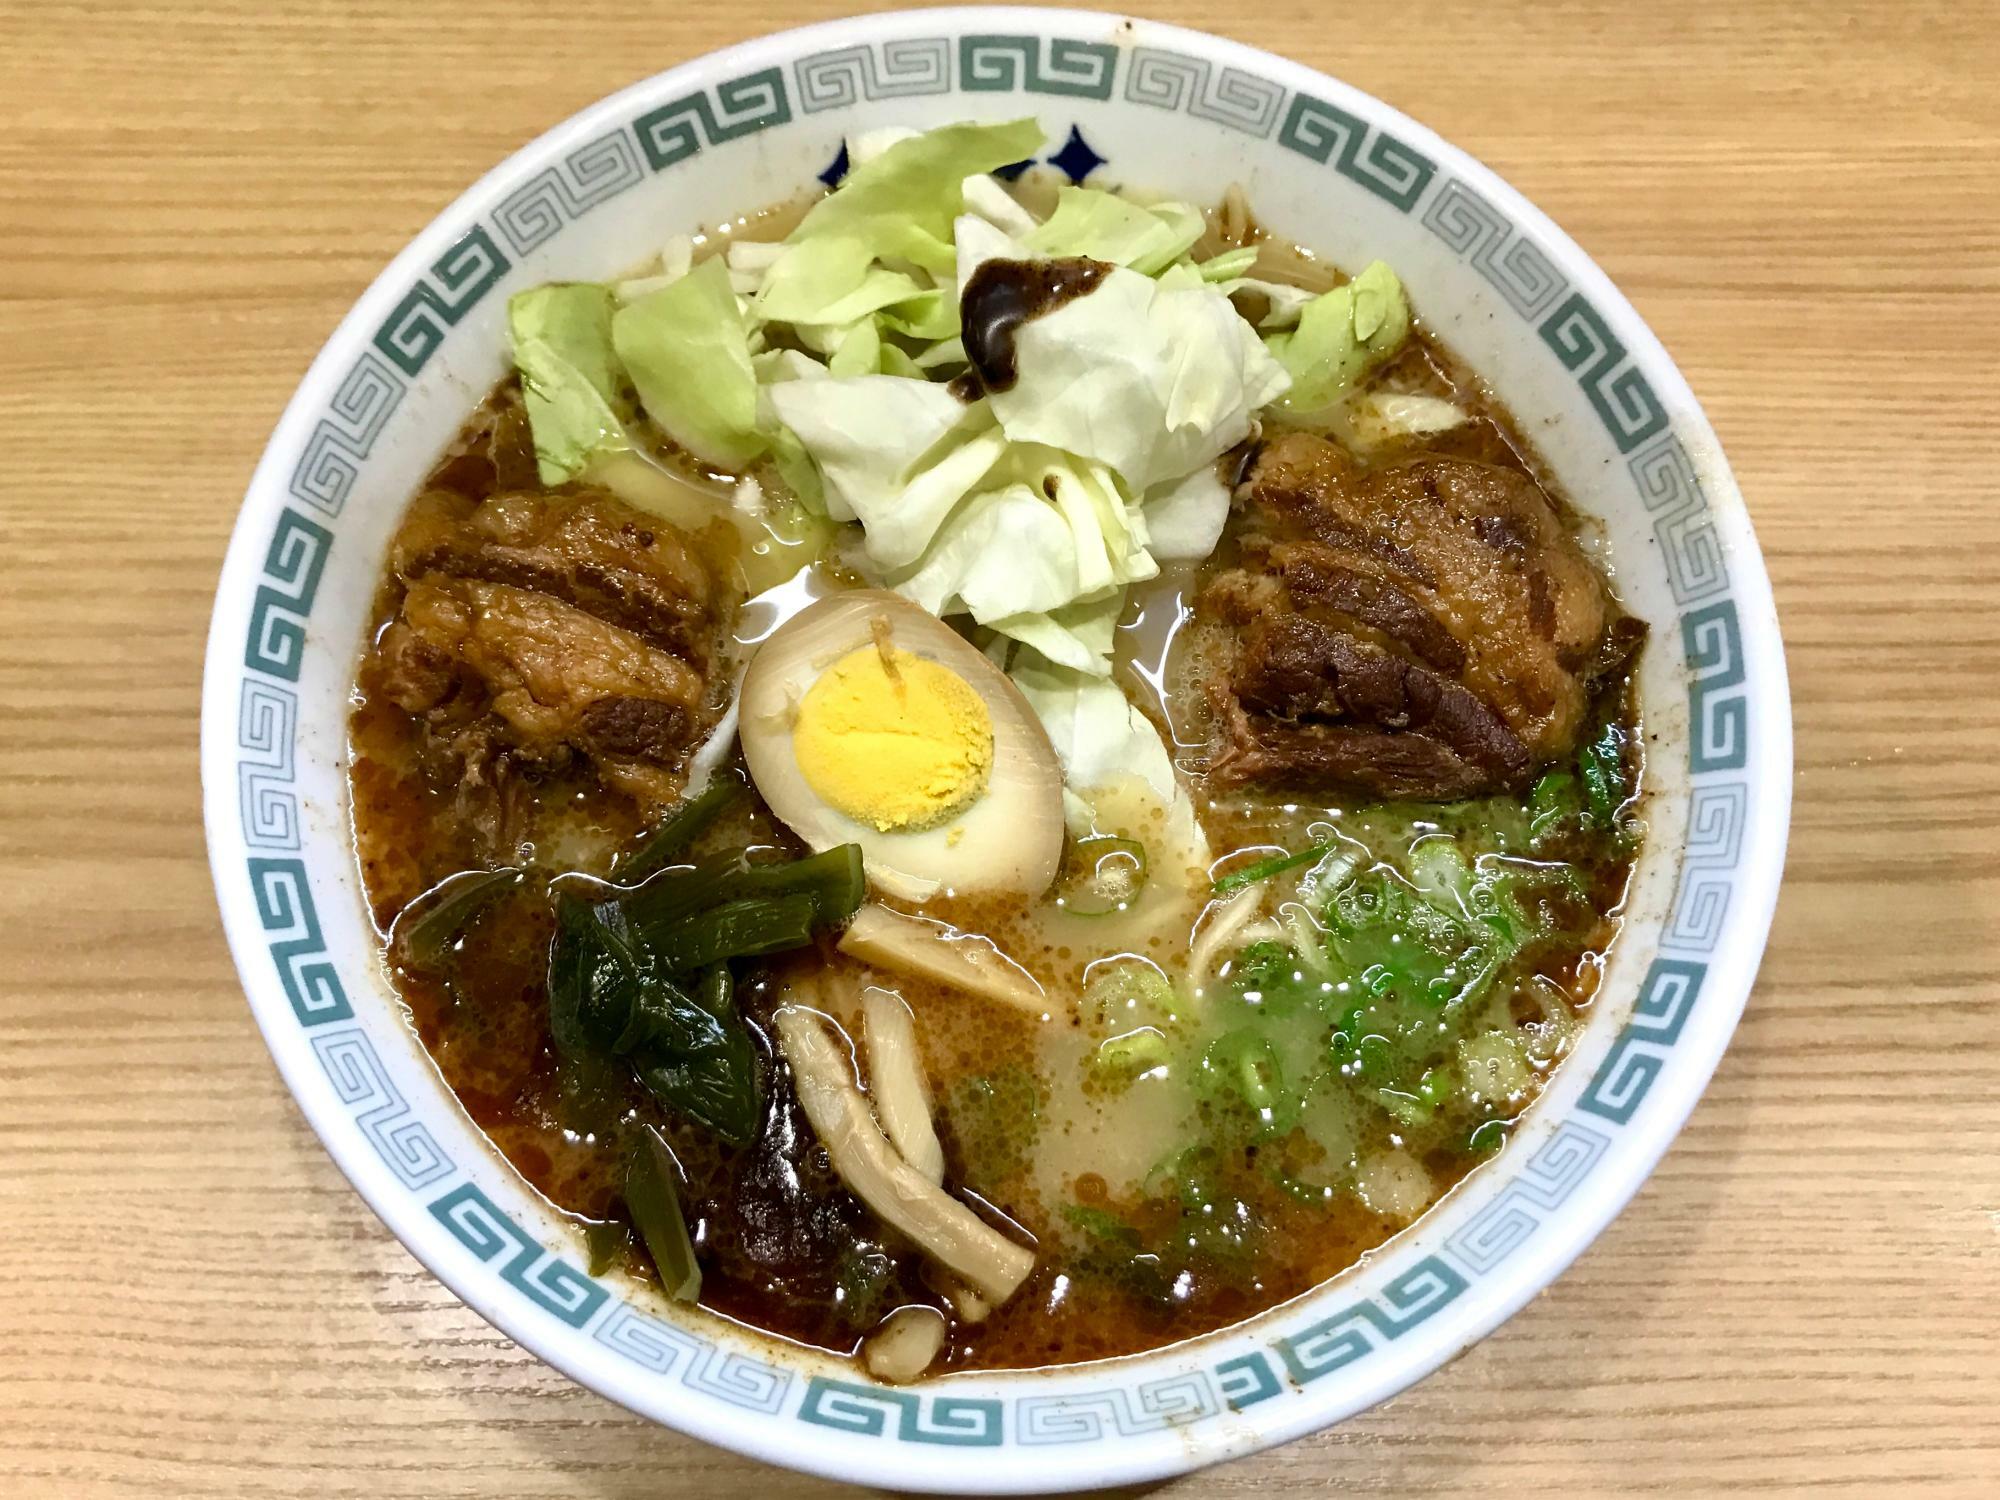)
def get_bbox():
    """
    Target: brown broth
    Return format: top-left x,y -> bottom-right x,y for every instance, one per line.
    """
347,190 -> 1644,1374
